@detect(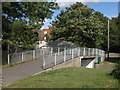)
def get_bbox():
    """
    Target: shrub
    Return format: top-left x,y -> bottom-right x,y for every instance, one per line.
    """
111,62 -> 120,81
